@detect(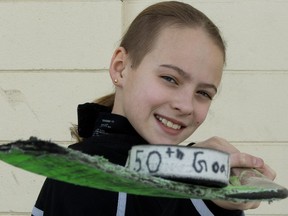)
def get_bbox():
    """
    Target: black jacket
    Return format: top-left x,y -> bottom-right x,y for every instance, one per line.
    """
33,103 -> 244,216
